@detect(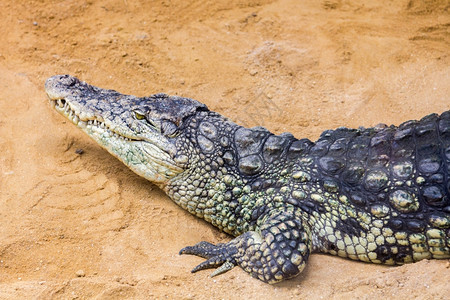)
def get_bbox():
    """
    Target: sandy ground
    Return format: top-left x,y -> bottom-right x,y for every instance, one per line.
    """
0,0 -> 449,299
